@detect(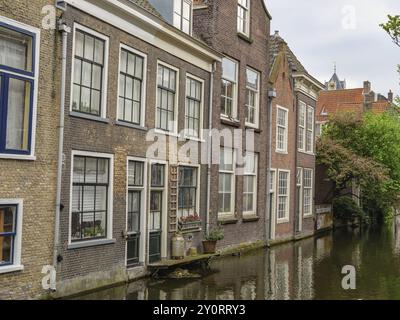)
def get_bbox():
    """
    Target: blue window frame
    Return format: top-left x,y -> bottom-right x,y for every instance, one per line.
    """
0,205 -> 18,267
0,21 -> 36,156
